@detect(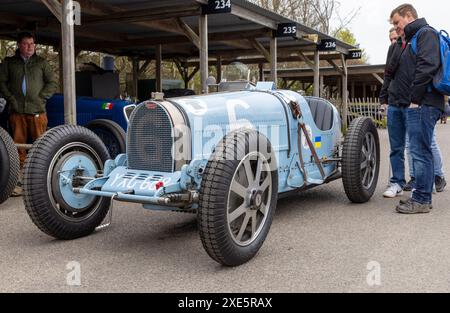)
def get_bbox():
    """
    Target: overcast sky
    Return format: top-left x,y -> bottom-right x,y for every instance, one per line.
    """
335,1 -> 449,64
